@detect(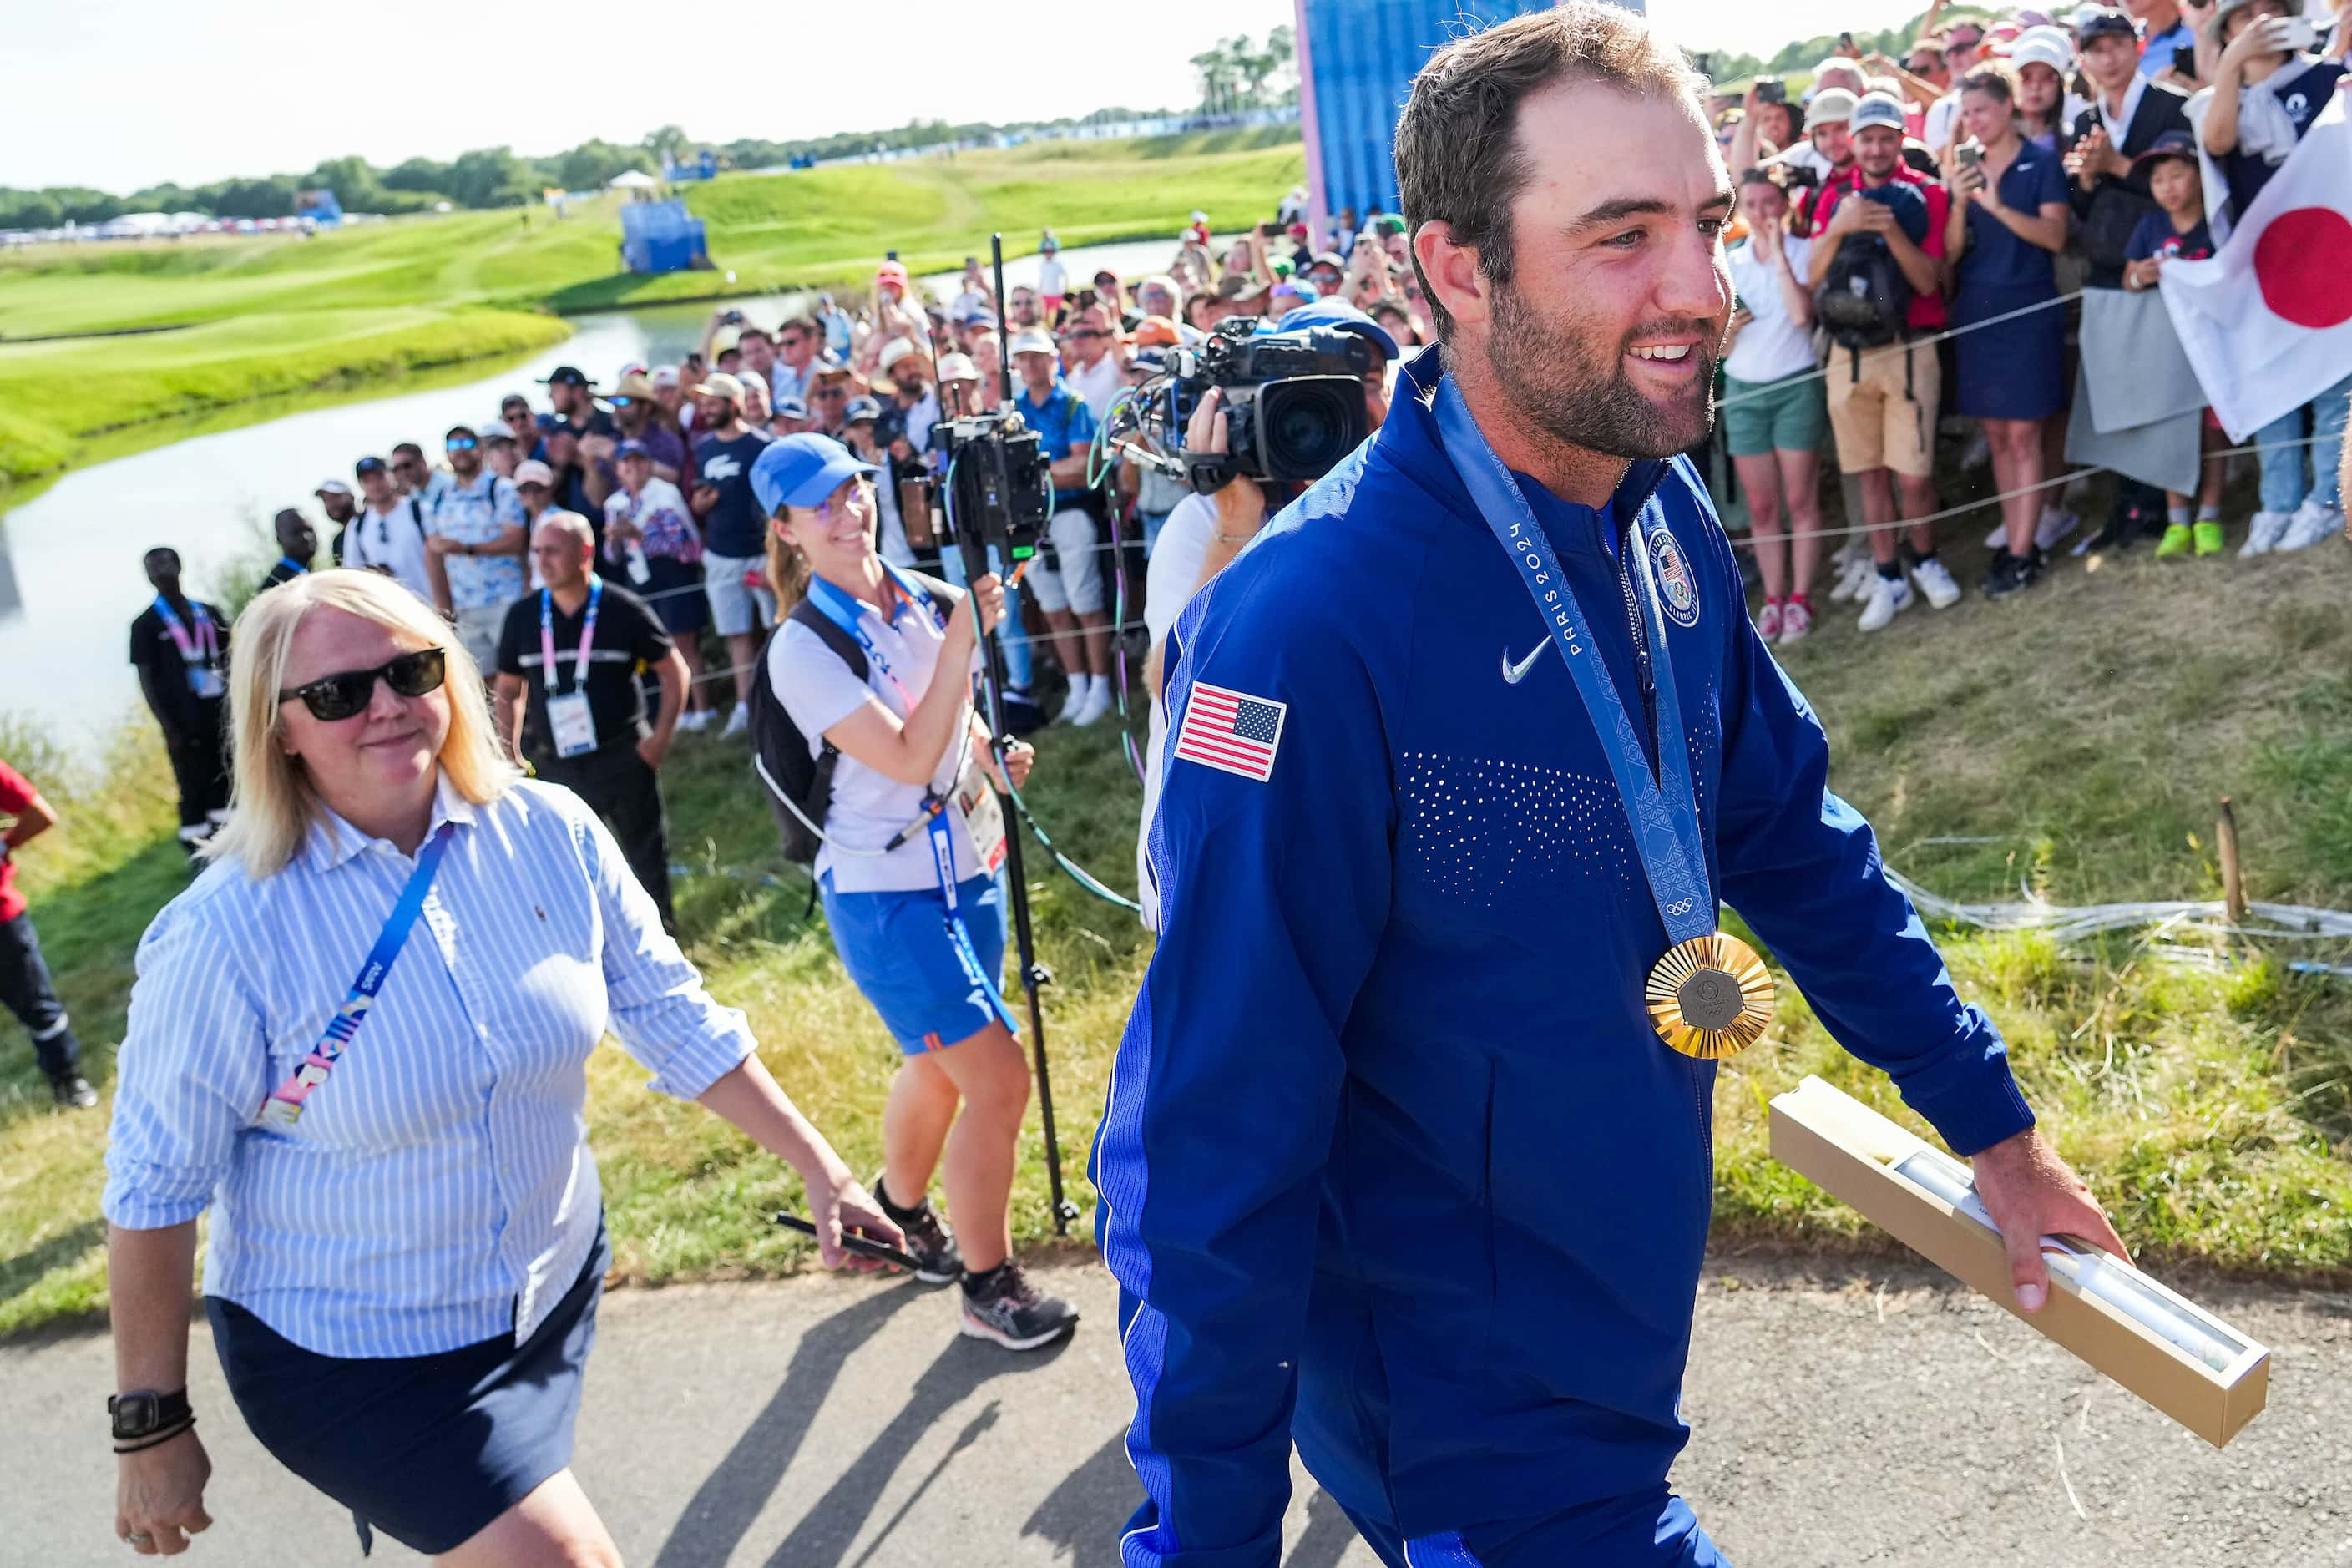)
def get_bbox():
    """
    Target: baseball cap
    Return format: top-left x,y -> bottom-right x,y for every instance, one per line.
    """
514,459 -> 557,487
2136,128 -> 2202,166
1131,315 -> 1182,349
1094,267 -> 1121,285
616,438 -> 651,460
878,338 -> 919,374
1308,251 -> 1347,273
774,394 -> 810,420
842,396 -> 883,424
1272,298 -> 1399,359
936,352 -> 979,383
810,354 -> 855,381
1217,274 -> 1272,303
445,424 -> 478,443
316,479 -> 353,498
353,456 -> 388,478
1287,221 -> 1309,239
650,364 -> 680,389
751,432 -> 878,515
477,424 -> 516,445
1806,87 -> 1859,126
538,365 -> 594,389
1849,92 -> 1909,134
1008,328 -> 1058,357
876,260 -> 909,286
2075,7 -> 2136,43
691,372 -> 746,403
1130,348 -> 1169,375
2010,29 -> 2076,73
